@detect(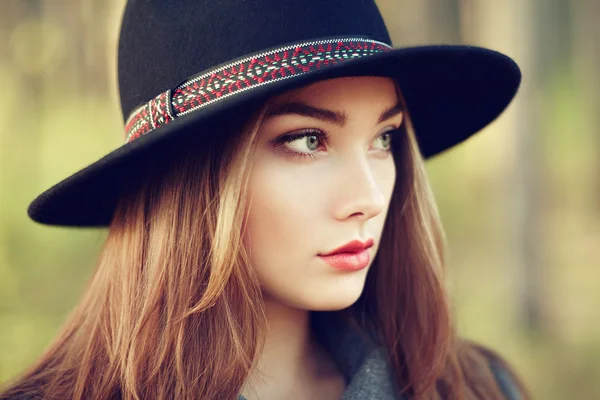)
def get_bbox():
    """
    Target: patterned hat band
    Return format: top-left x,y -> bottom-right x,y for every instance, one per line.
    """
124,37 -> 392,143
